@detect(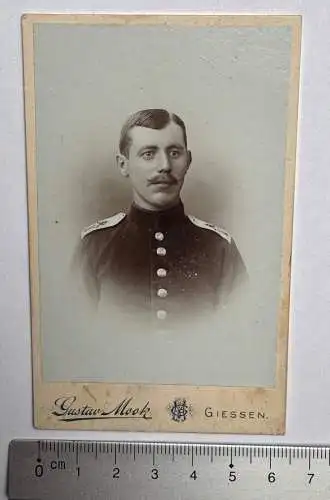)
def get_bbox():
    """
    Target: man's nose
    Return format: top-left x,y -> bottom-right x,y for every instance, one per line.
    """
157,152 -> 171,172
